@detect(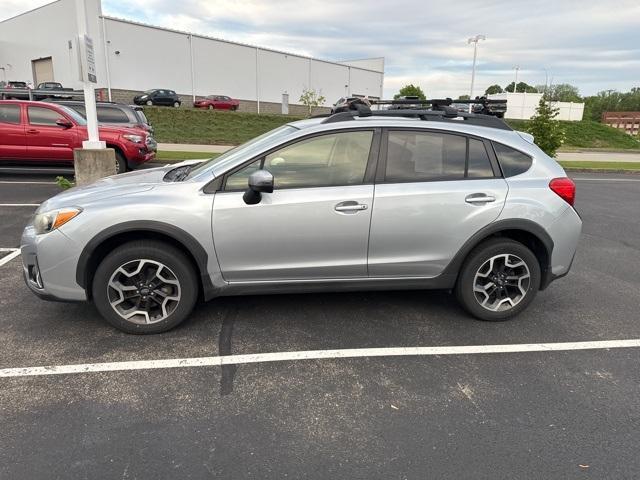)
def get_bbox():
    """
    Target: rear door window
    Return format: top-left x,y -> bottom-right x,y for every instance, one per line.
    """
492,142 -> 533,177
97,106 -> 130,123
467,139 -> 494,178
0,104 -> 21,124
